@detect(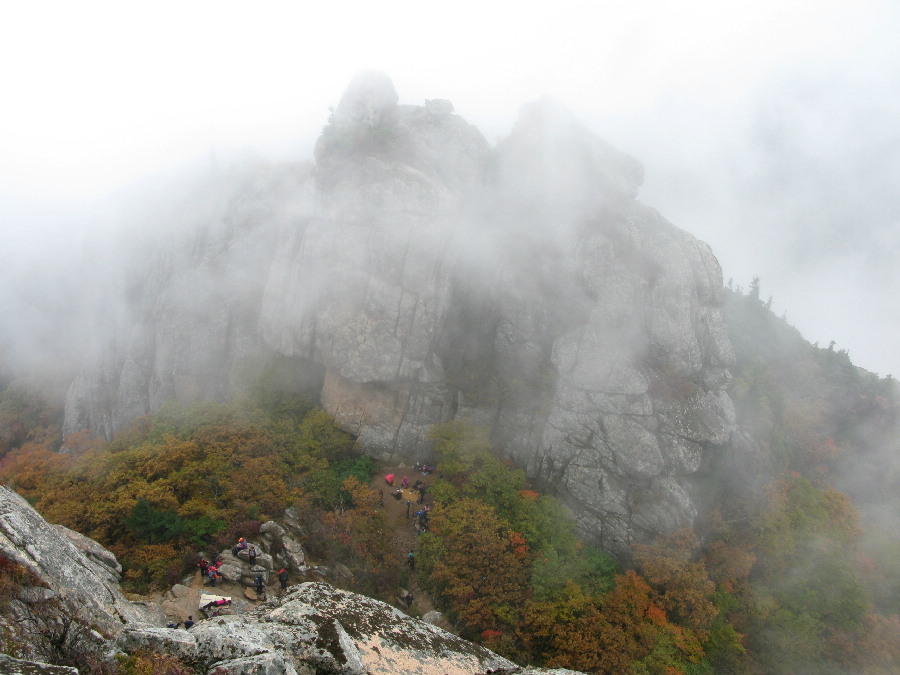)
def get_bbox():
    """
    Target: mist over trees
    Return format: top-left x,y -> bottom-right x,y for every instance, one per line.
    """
1,279 -> 898,672
0,79 -> 897,673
